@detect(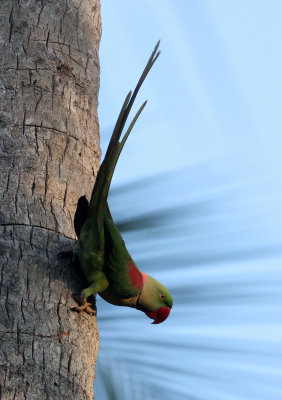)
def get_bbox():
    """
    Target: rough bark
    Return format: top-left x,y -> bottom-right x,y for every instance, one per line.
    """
0,0 -> 101,398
